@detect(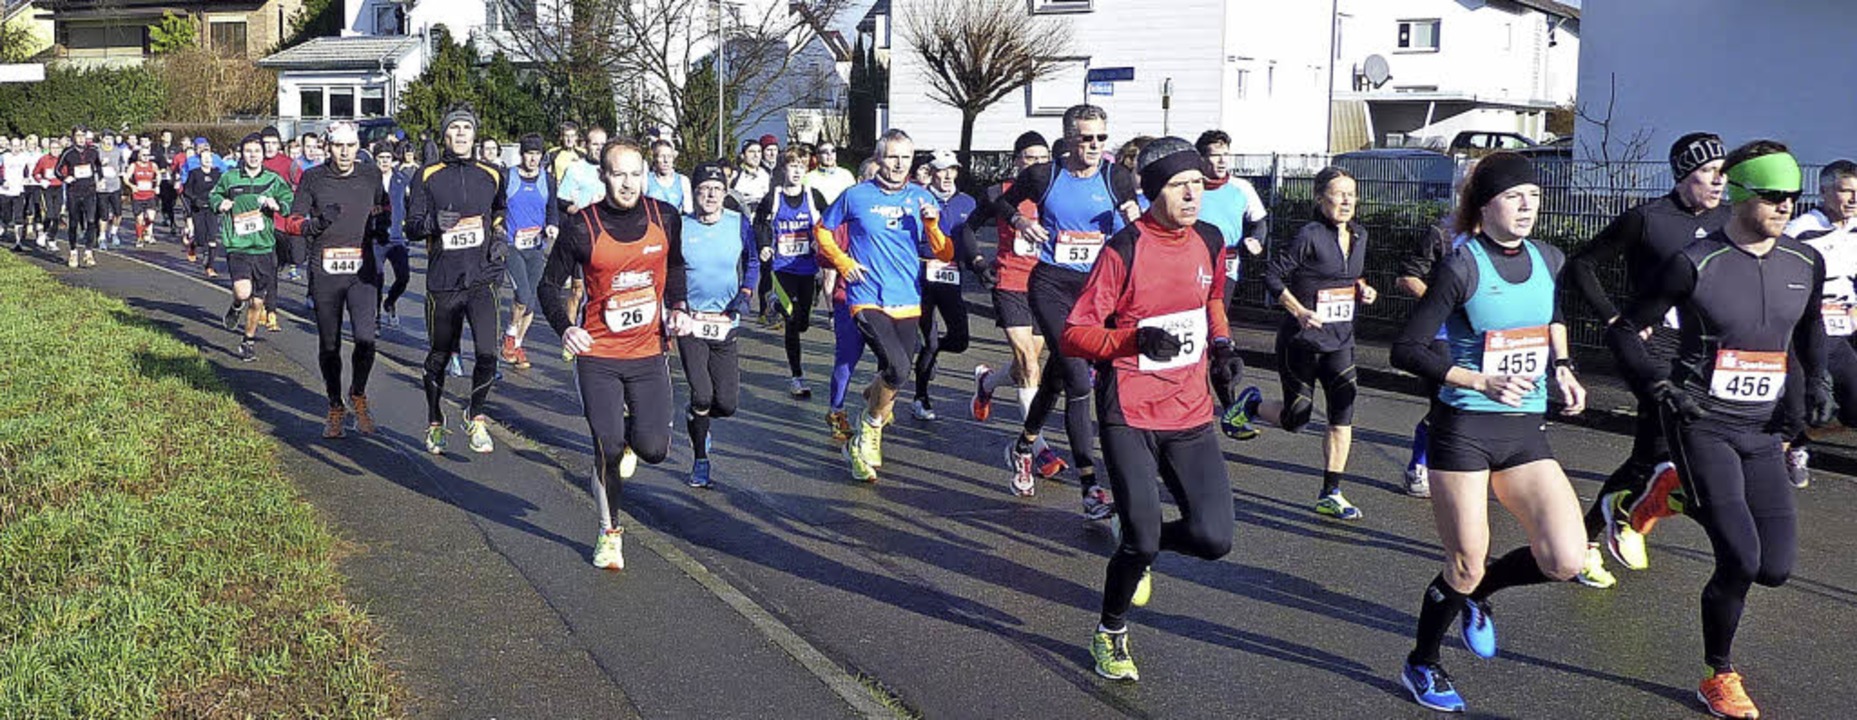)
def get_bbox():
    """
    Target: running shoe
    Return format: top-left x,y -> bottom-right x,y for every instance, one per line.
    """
860,417 -> 885,468
447,355 -> 465,377
619,446 -> 639,479
827,410 -> 853,445
789,377 -> 811,400
689,458 -> 713,489
845,431 -> 878,482
66,250 -> 78,268
81,251 -> 96,267
381,308 -> 399,329
187,250 -> 197,263
236,340 -> 256,363
971,365 -> 994,422
1131,568 -> 1153,608
1404,464 -> 1431,498
911,397 -> 937,421
350,395 -> 376,434
322,405 -> 347,439
1698,671 -> 1759,719
223,300 -> 246,332
1603,490 -> 1649,571
1401,661 -> 1466,713
1786,446 -> 1810,489
1090,630 -> 1138,681
1460,598 -> 1497,659
1005,441 -> 1036,497
264,311 -> 280,332
1315,492 -> 1364,521
512,346 -> 531,370
1081,484 -> 1115,520
1628,461 -> 1682,535
424,423 -> 446,455
286,264 -> 301,281
1220,386 -> 1262,440
592,528 -> 625,571
1576,543 -> 1616,589
1035,446 -> 1068,479
499,335 -> 521,364
465,416 -> 494,453
205,267 -> 218,278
